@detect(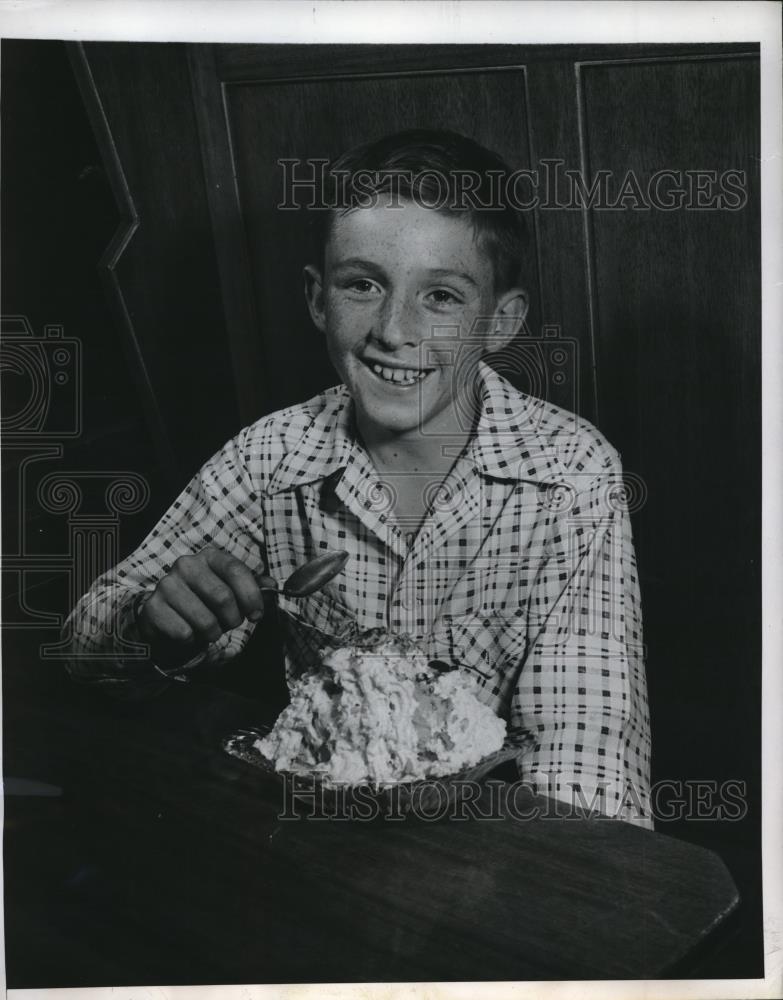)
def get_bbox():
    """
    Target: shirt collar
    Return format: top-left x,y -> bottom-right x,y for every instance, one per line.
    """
265,386 -> 358,496
266,361 -> 570,496
468,361 -> 570,484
